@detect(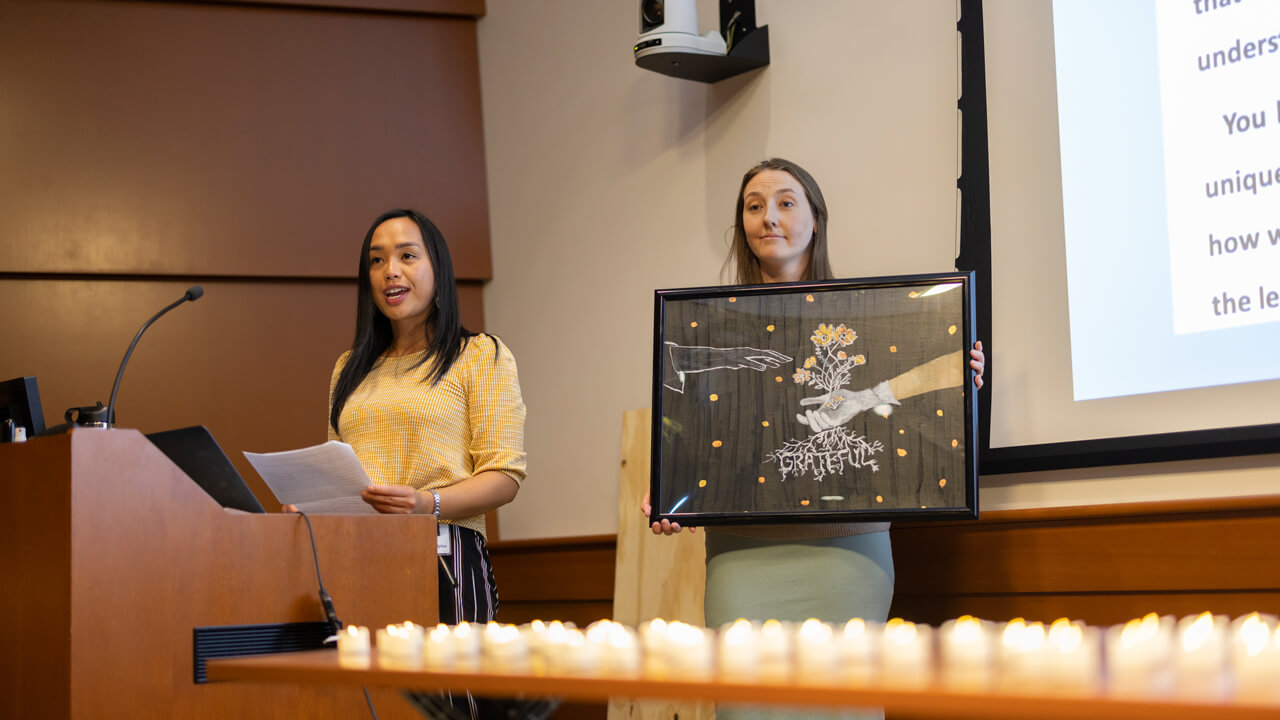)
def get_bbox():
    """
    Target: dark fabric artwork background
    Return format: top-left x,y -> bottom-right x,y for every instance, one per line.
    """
657,283 -> 970,522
